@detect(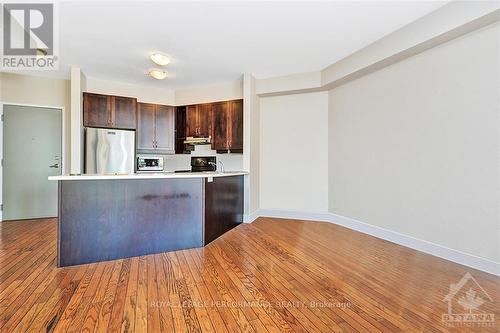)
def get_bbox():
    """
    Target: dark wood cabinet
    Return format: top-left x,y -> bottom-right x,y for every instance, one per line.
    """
175,107 -> 189,154
137,103 -> 156,150
198,103 -> 212,137
186,105 -> 199,137
204,176 -> 244,244
83,92 -> 136,130
83,93 -> 110,128
137,103 -> 174,153
155,105 -> 175,151
113,96 -> 137,129
211,99 -> 243,152
186,104 -> 212,137
212,101 -> 229,150
228,99 -> 244,151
